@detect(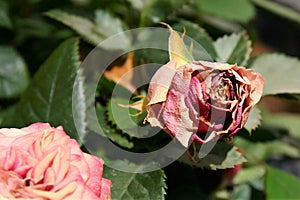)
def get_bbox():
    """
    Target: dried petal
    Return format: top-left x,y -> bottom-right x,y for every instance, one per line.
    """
145,61 -> 265,147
